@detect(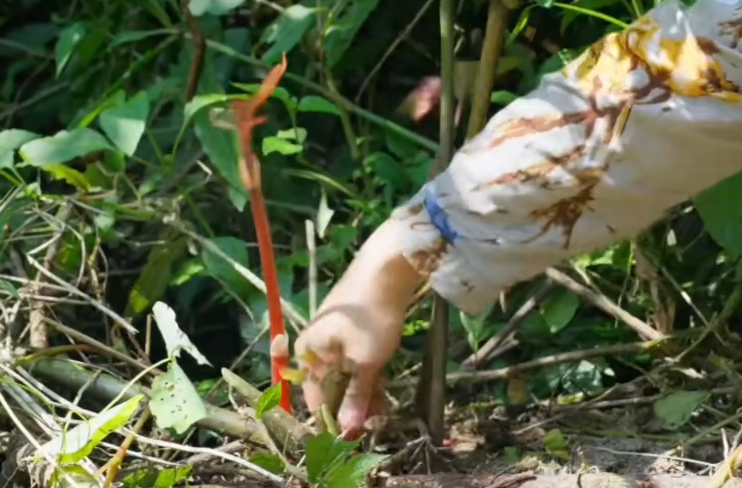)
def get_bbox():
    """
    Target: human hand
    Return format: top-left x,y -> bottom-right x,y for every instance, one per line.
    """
292,220 -> 423,437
